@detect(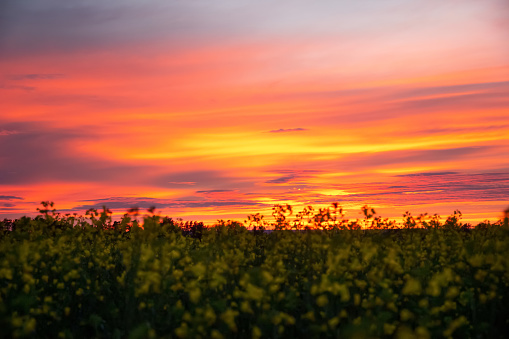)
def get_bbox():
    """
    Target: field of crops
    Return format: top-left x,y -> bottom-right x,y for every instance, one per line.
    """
1,203 -> 509,338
